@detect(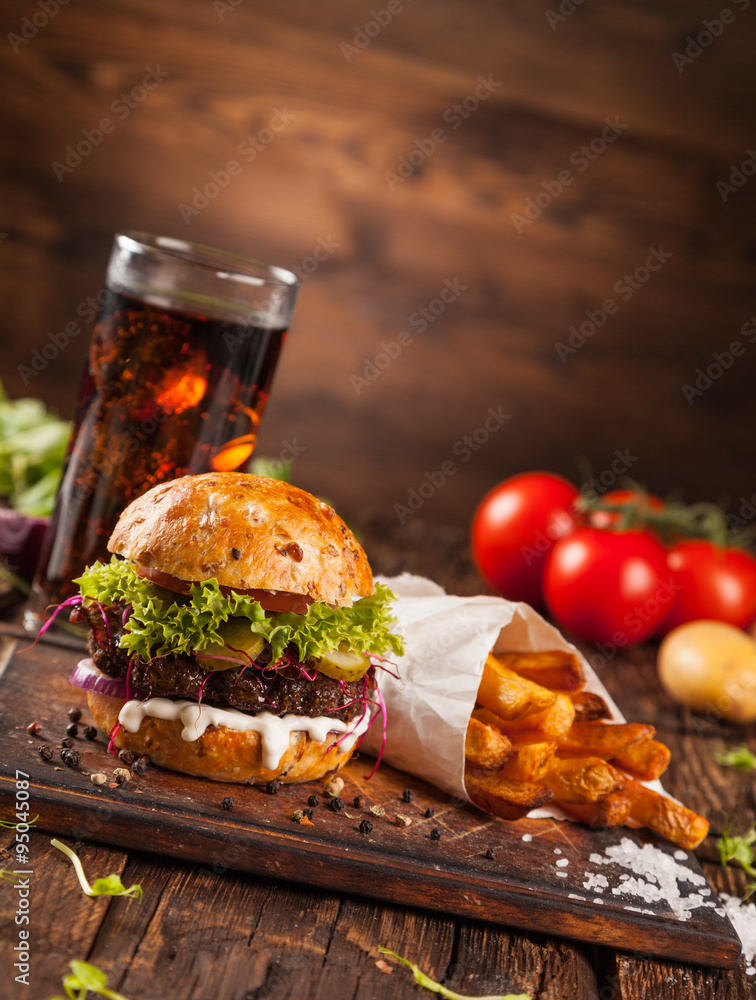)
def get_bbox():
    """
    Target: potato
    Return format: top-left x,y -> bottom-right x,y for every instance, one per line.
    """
658,621 -> 756,724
